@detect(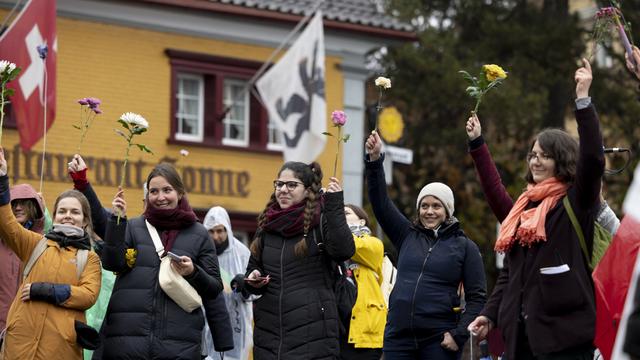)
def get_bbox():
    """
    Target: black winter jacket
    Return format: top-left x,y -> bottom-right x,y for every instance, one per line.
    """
95,215 -> 223,360
366,155 -> 487,351
77,182 -> 234,356
245,191 -> 355,360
